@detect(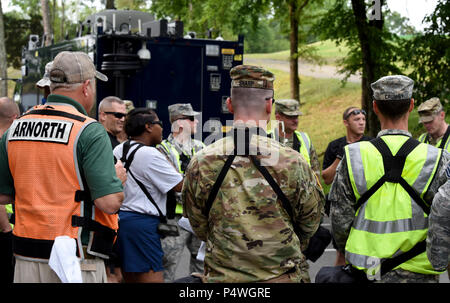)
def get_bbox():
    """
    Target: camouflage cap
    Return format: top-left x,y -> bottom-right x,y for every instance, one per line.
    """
168,103 -> 200,122
275,99 -> 302,116
371,75 -> 414,101
36,61 -> 53,88
230,65 -> 274,90
123,100 -> 135,113
50,51 -> 108,84
418,97 -> 443,123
